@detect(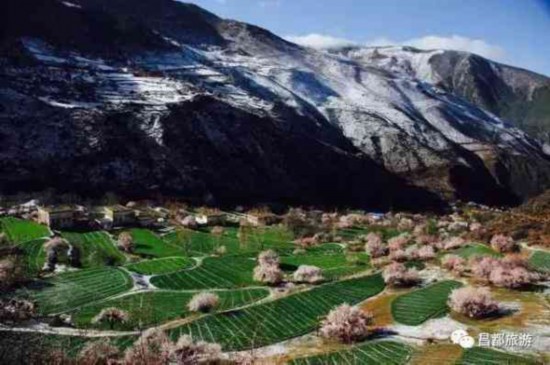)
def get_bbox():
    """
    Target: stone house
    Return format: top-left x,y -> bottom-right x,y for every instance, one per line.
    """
104,205 -> 135,226
37,206 -> 75,229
